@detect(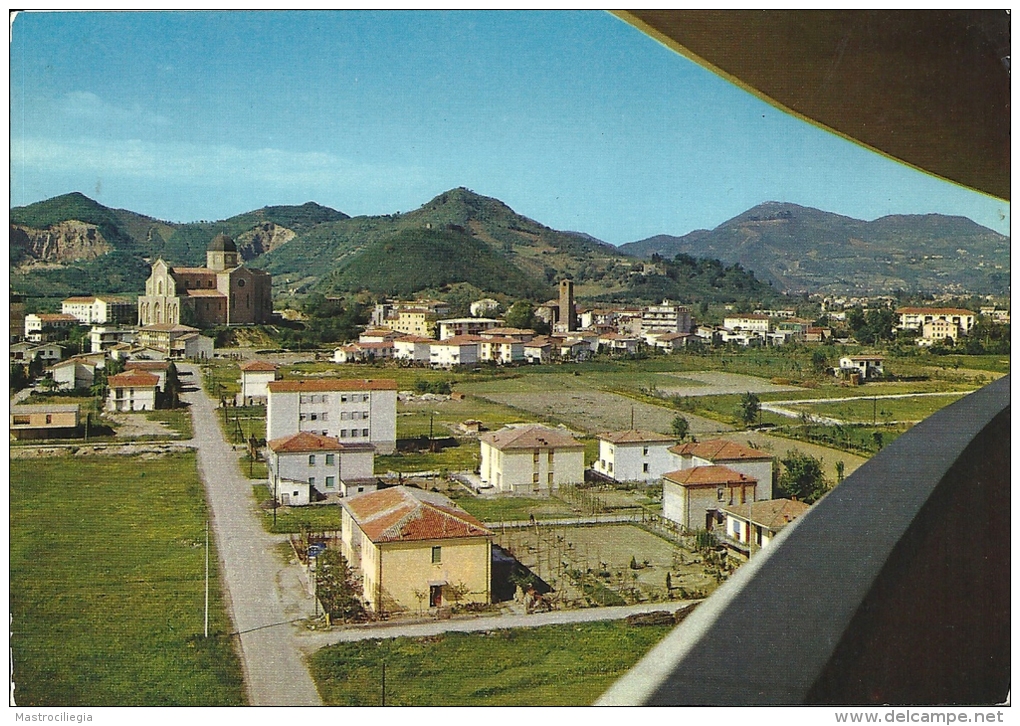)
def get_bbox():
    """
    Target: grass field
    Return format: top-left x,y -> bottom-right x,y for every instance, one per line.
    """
785,392 -> 970,423
309,620 -> 673,706
252,484 -> 342,533
10,453 -> 245,706
452,494 -> 578,523
145,407 -> 194,438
